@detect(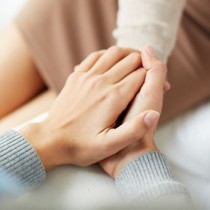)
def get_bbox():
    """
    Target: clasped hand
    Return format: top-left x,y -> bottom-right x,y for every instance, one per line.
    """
20,45 -> 169,178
